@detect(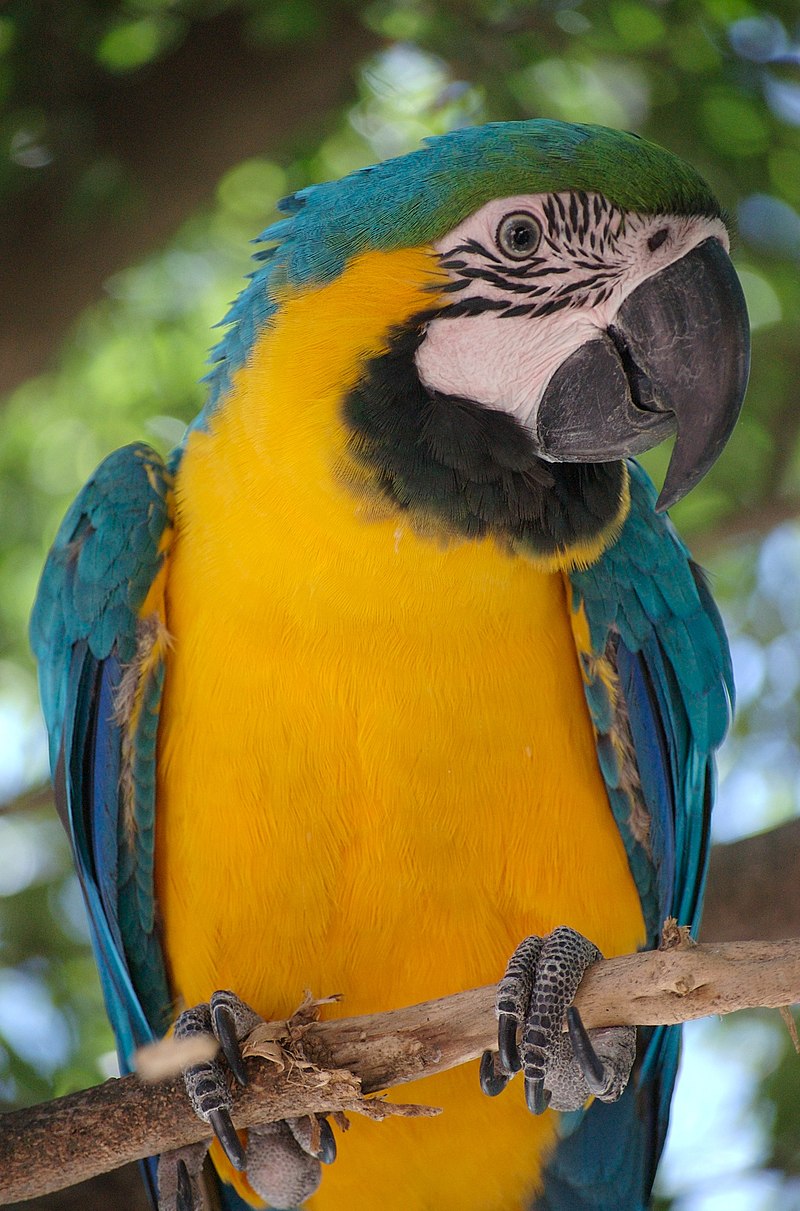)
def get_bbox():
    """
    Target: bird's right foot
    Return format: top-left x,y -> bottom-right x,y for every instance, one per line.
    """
156,990 -> 336,1211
